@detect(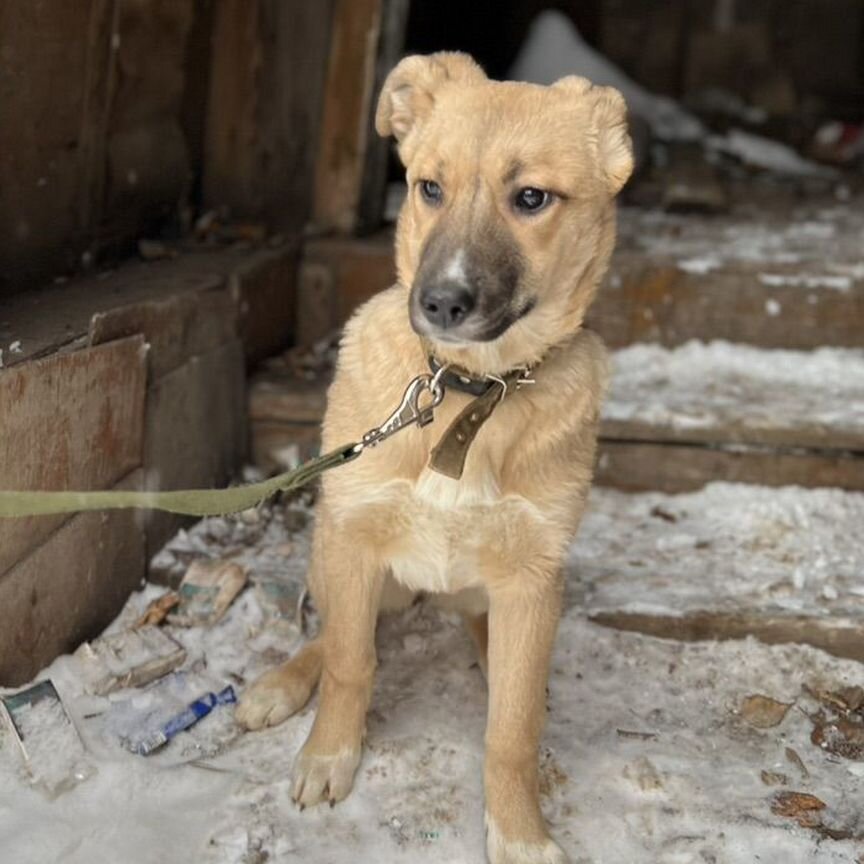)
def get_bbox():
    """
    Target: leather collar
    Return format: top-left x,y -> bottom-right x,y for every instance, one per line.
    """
426,355 -> 535,479
427,355 -> 530,397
